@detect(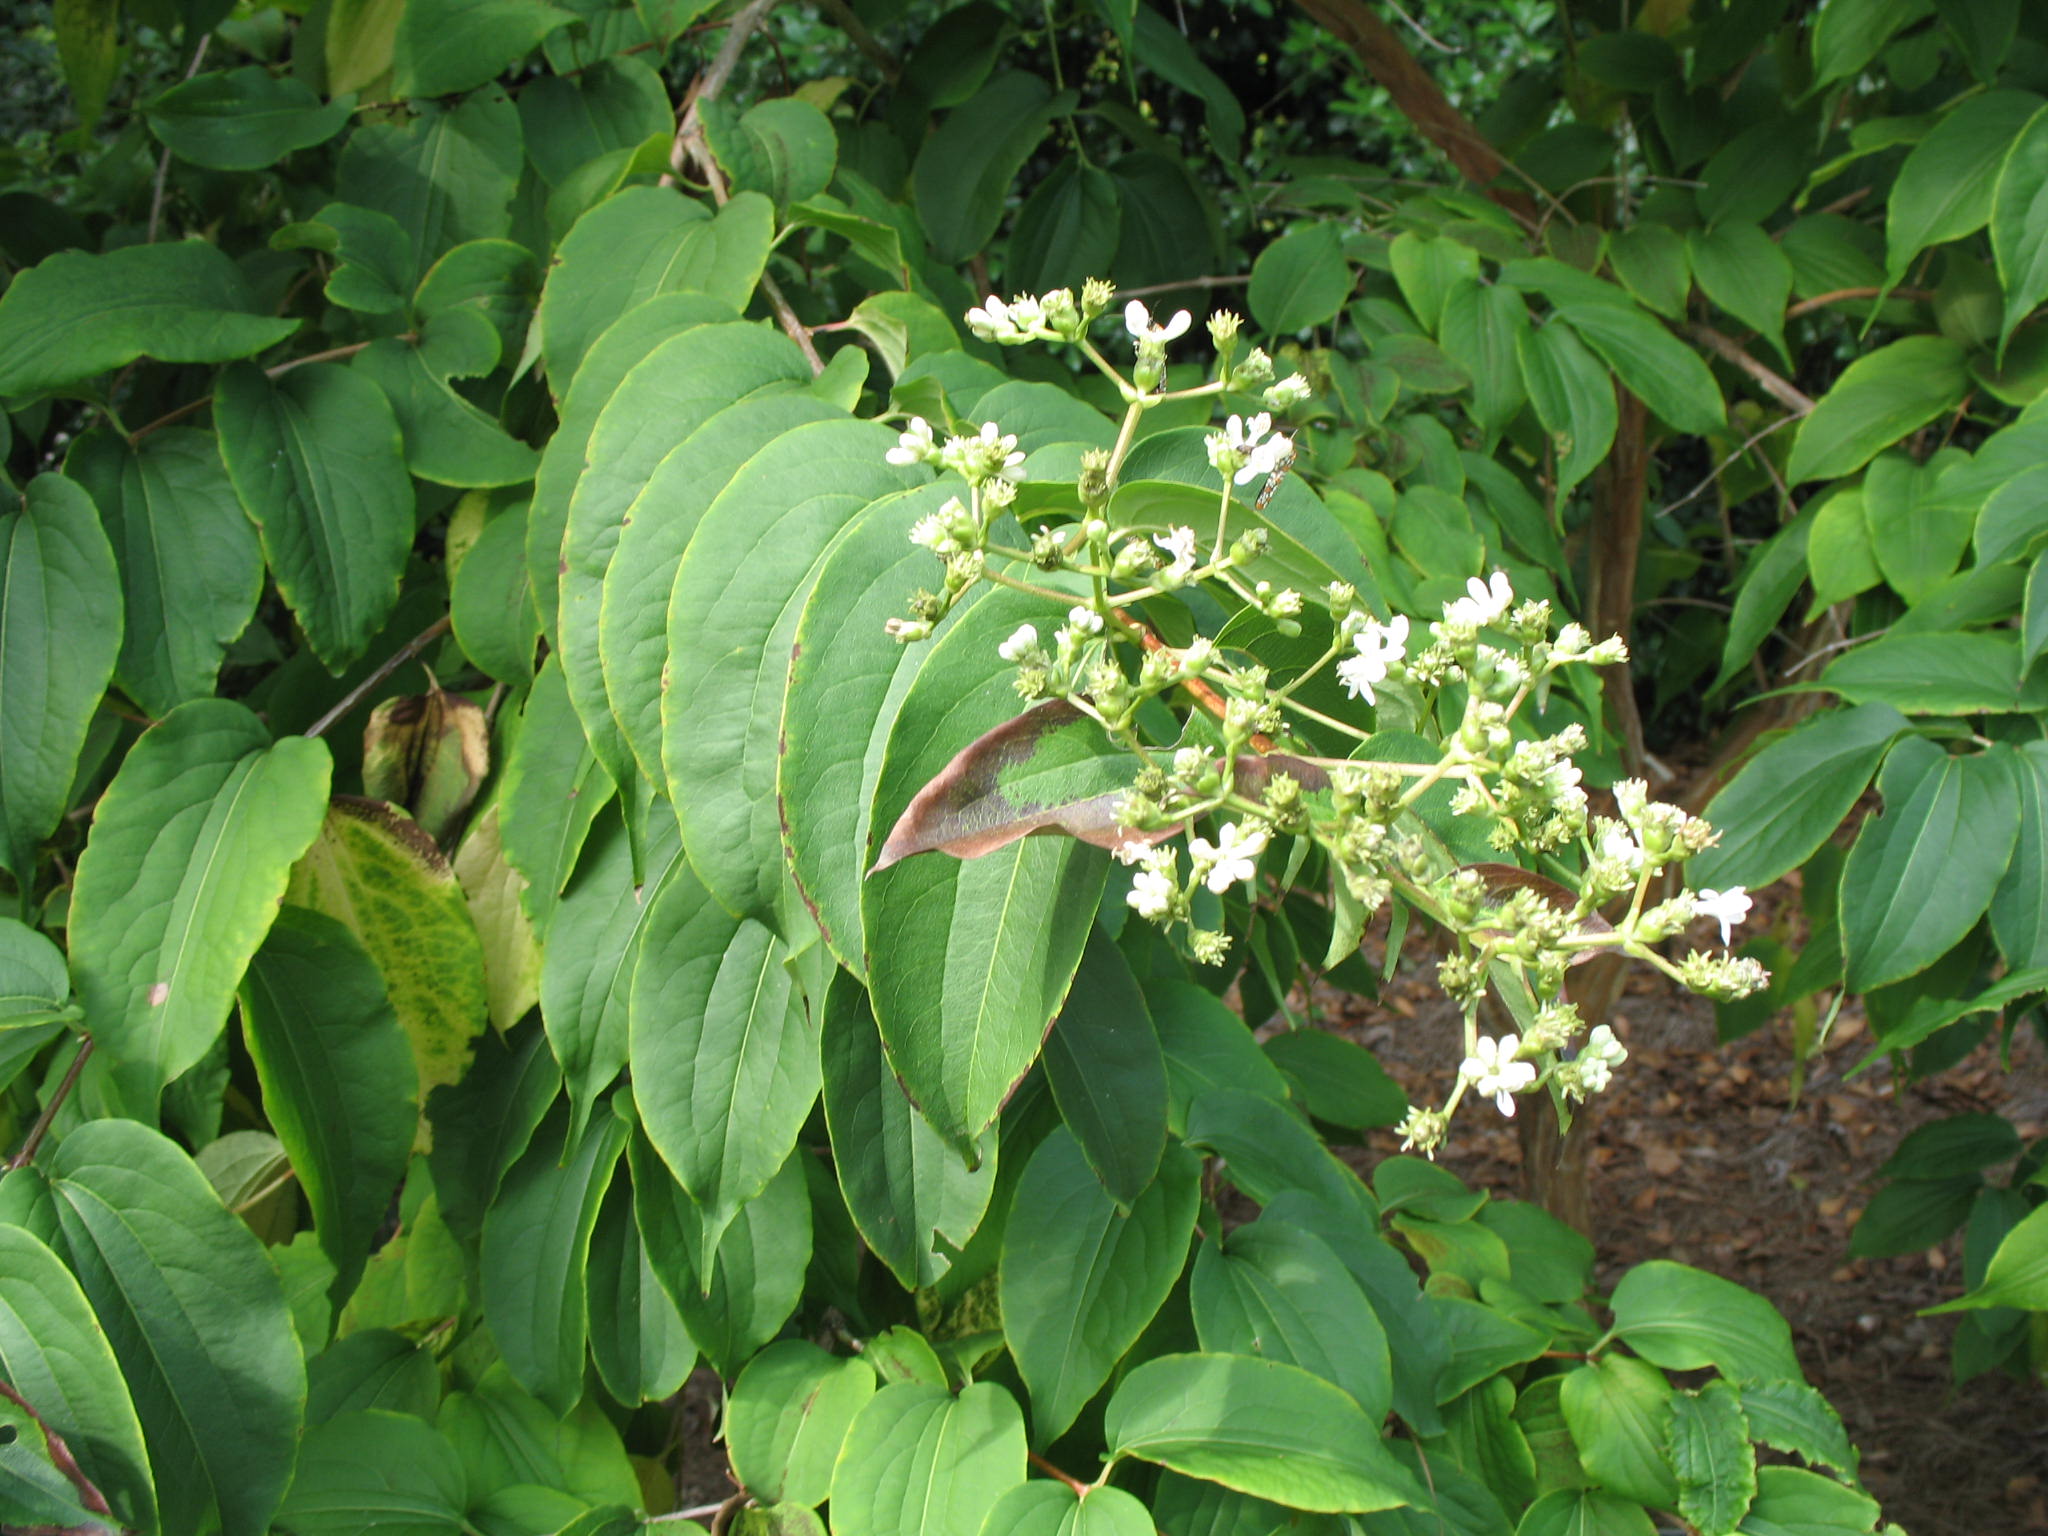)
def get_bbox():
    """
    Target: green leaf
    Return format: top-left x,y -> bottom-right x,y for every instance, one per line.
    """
630,858 -> 820,1255
276,1409 -> 468,1536
1733,1379 -> 1857,1478
602,392 -> 842,787
1743,1466 -> 1881,1535
306,1330 -> 439,1424
1689,702 -> 1908,889
1262,1028 -> 1408,1132
1000,1129 -> 1199,1443
914,72 -> 1075,263
1811,0 -> 1933,87
1249,222 -> 1352,334
1886,90 -> 2044,282
1805,487 -> 1882,613
561,318 -> 811,787
517,58 -> 672,187
1848,1176 -> 1980,1257
1668,1381 -> 1755,1536
1787,336 -> 1970,484
1437,278 -> 1527,448
665,417 -> 923,916
1608,1260 -> 1804,1384
0,1391 -> 122,1535
65,428 -> 261,718
69,701 -> 329,1109
1688,223 -> 1792,366
288,797 -> 491,1133
1191,1218 -> 1393,1422
1557,1357 -> 1678,1508
1607,223 -> 1689,317
52,0 -> 119,131
273,202 -> 414,316
350,314 -> 540,489
216,361 -> 414,671
1104,1353 -> 1415,1513
437,1362 -> 637,1509
1515,1488 -> 1656,1536
0,1225 -> 153,1533
540,806 -> 682,1137
1992,741 -> 2048,969
631,1133 -> 811,1378
450,500 -> 538,685
1930,1201 -> 2048,1310
394,0 -> 575,96
146,67 -> 353,170
1185,1088 -> 1363,1213
0,241 -> 299,398
1007,158 -> 1122,295
821,975 -> 997,1291
1389,232 -> 1481,333
482,1100 -> 628,1413
701,96 -> 837,210
1993,104 -> 2048,356
0,474 -> 120,880
240,907 -> 417,1305
501,656 -> 615,933
587,1172 -> 695,1405
863,589 -> 1109,1153
1841,738 -> 2020,990
829,1381 -> 1028,1536
336,90 -> 524,289
1817,630 -> 2036,713
1516,318 -> 1615,503
726,1340 -> 875,1507
1147,979 -> 1291,1135
1882,1112 -> 2022,1180
976,1481 -> 1155,1536
20,1119 -> 305,1536
426,1018 -> 561,1248
1042,929 -> 1168,1207
1864,451 -> 1974,604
